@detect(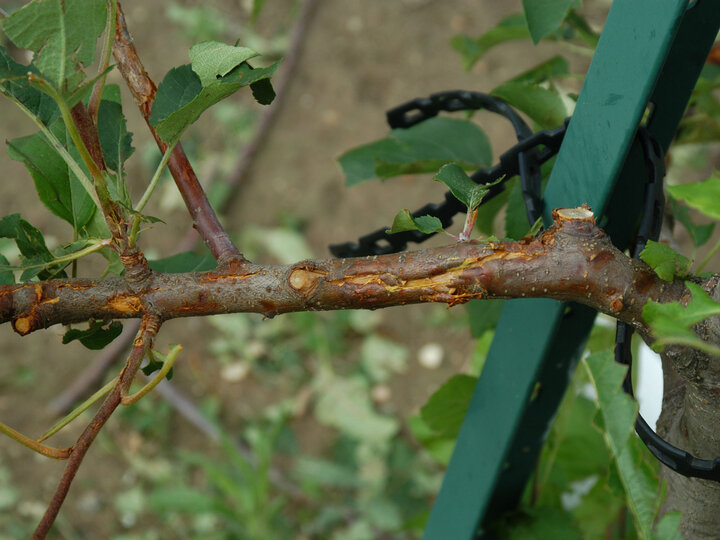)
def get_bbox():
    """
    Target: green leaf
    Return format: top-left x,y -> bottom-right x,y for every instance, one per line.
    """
339,117 -> 492,186
643,282 -> 720,354
149,64 -> 203,130
509,55 -> 569,85
466,299 -> 505,338
97,90 -> 135,173
141,352 -> 174,380
668,197 -> 715,248
189,41 -> 259,86
522,0 -> 575,44
7,119 -> 95,231
62,320 -> 123,350
408,415 -> 455,465
150,60 -> 279,143
667,174 -> 720,220
639,240 -> 692,282
2,0 -> 107,90
654,512 -> 683,540
0,46 -> 60,125
491,507 -> 583,540
584,352 -> 665,537
0,254 -> 14,285
450,14 -> 530,71
584,352 -> 637,456
492,81 -> 567,129
433,163 -> 500,210
386,210 -> 443,235
148,250 -> 217,273
420,374 -> 477,439
564,10 -> 600,48
249,77 -> 275,105
0,214 -> 56,278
